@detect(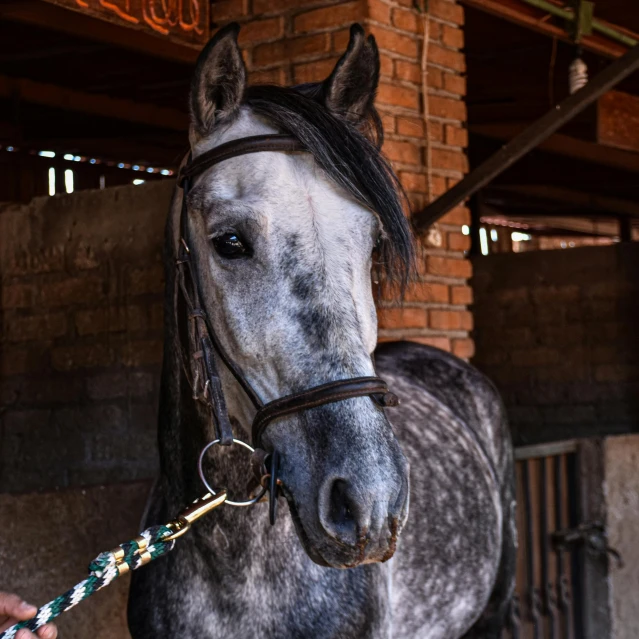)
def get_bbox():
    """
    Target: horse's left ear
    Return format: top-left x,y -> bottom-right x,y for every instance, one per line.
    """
322,24 -> 379,123
190,22 -> 246,141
